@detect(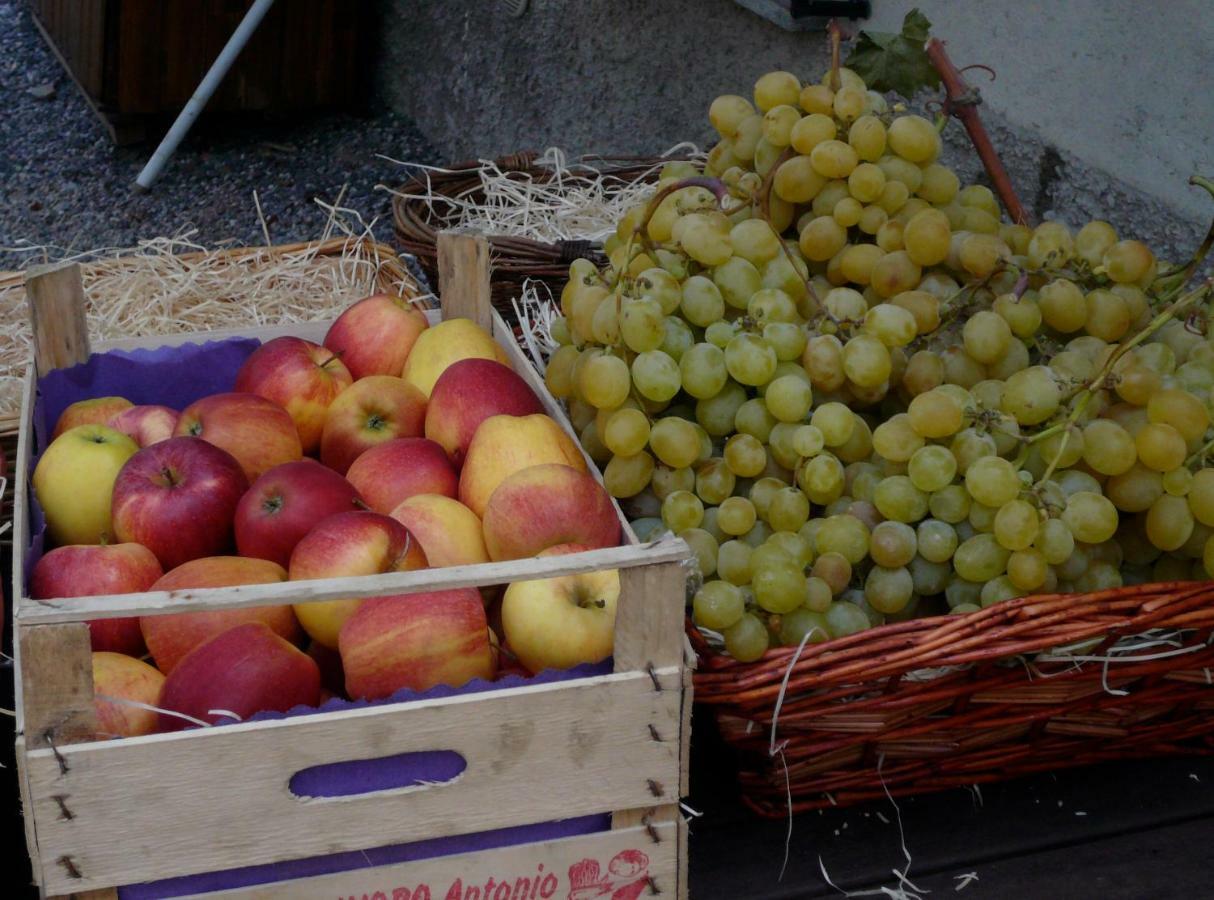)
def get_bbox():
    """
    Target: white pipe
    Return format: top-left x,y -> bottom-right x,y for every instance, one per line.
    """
134,0 -> 277,192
